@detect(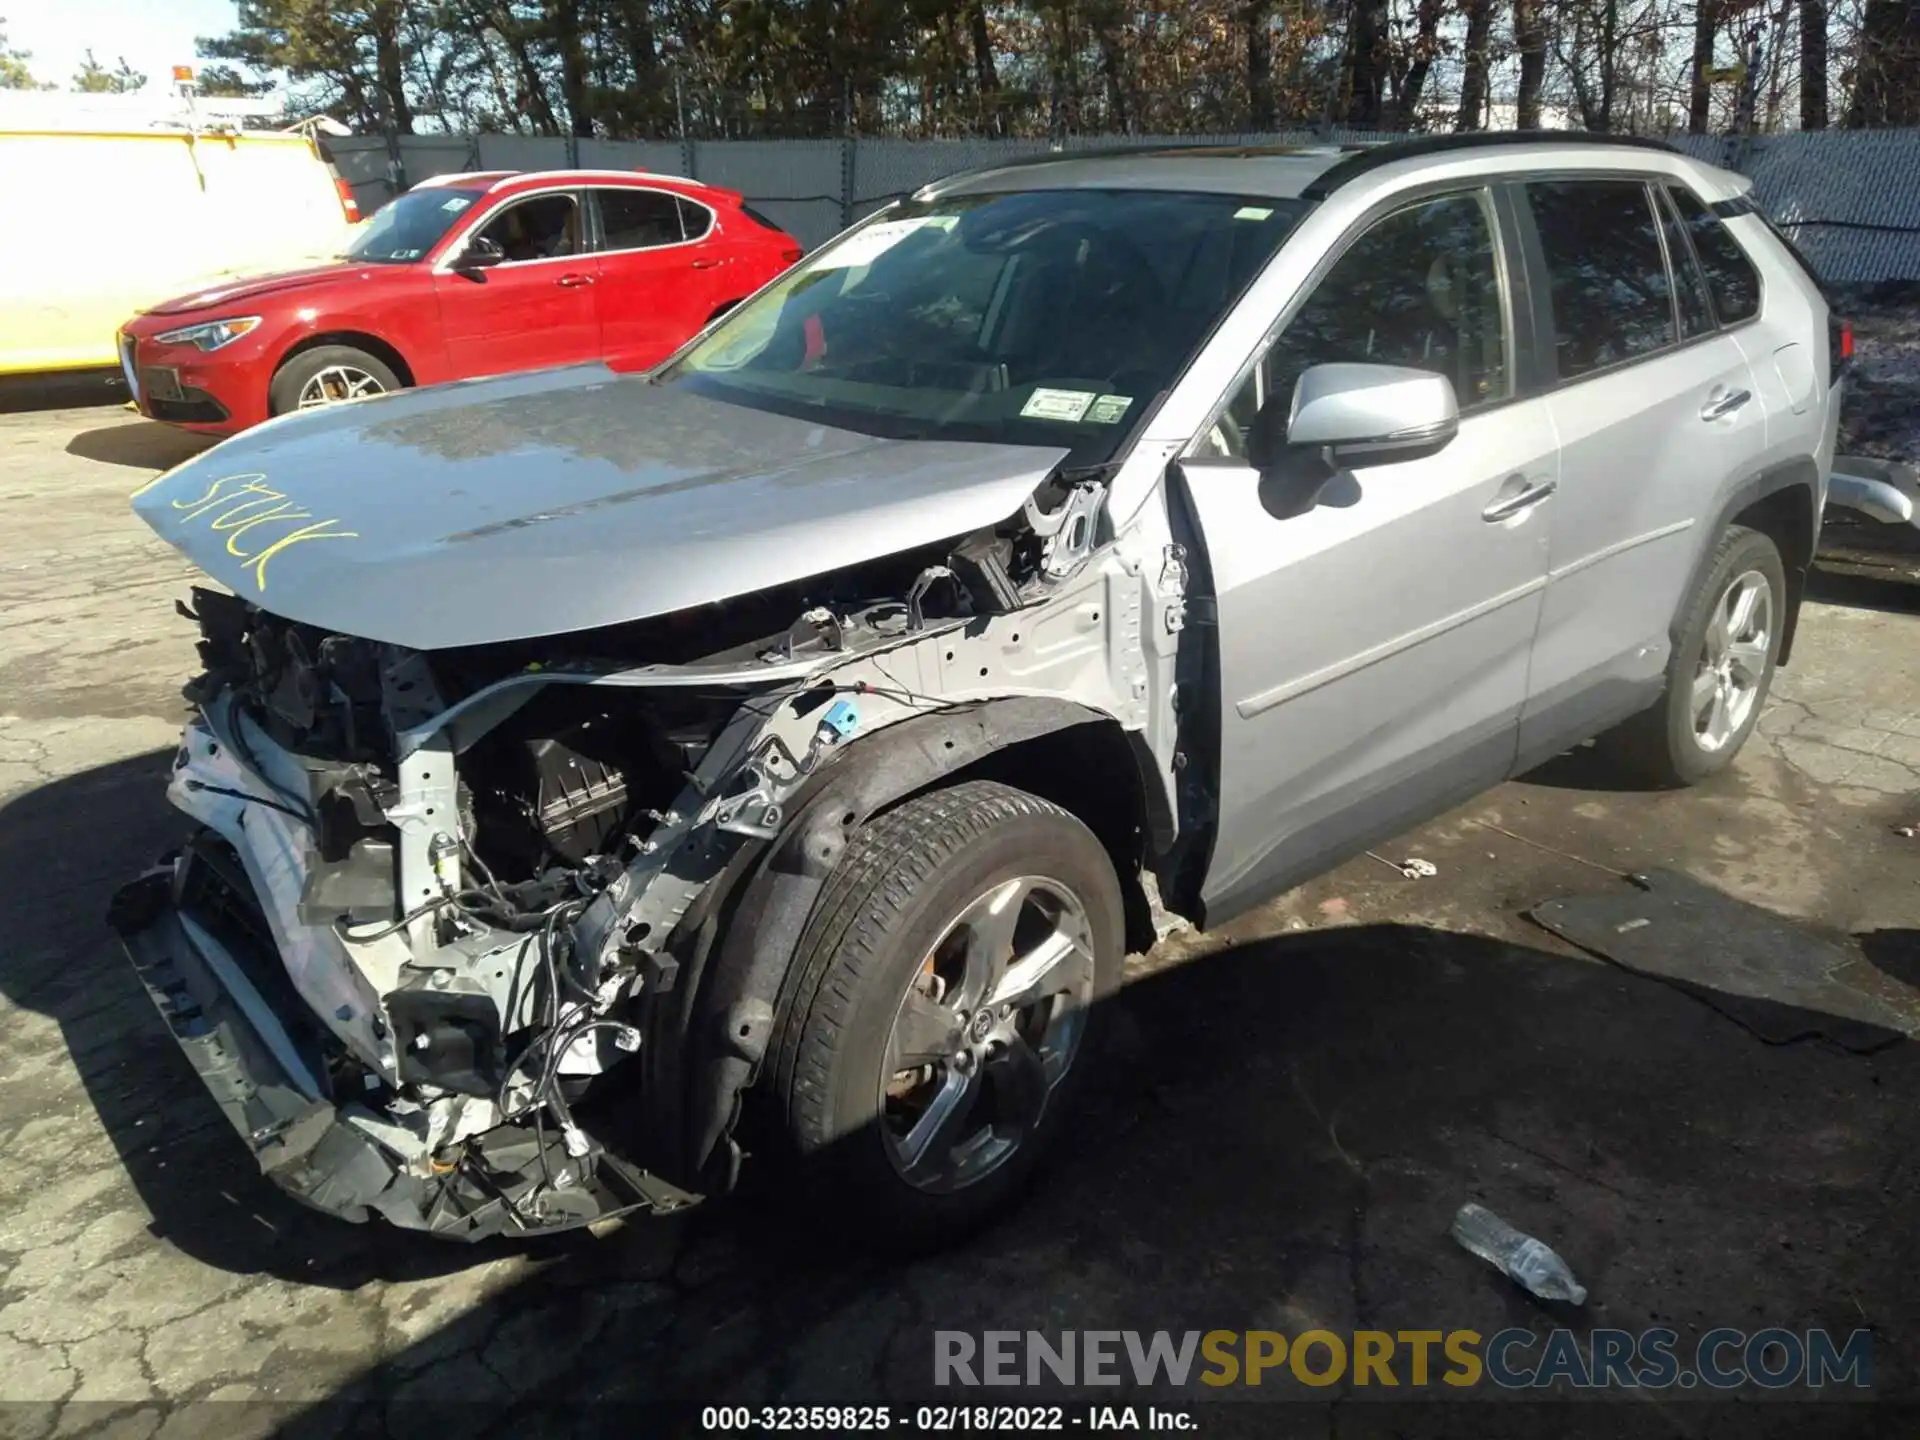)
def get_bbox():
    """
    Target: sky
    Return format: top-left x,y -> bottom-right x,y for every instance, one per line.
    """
4,0 -> 252,93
